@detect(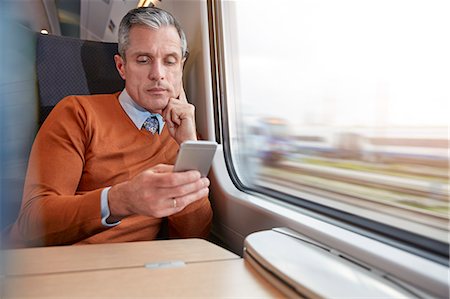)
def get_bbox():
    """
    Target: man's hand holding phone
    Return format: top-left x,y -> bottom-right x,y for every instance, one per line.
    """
107,164 -> 210,221
162,87 -> 197,145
